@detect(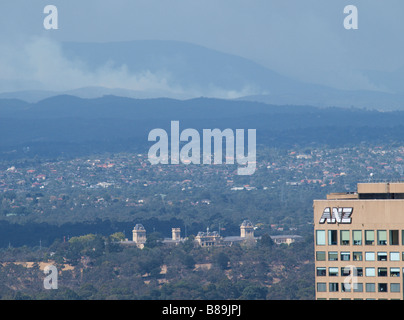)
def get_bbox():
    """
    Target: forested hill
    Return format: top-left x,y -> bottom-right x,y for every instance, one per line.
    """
1,95 -> 404,159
